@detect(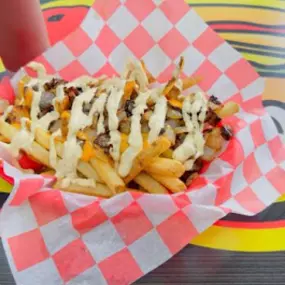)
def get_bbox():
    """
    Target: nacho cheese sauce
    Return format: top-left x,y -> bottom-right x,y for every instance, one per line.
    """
1,60 -> 209,181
